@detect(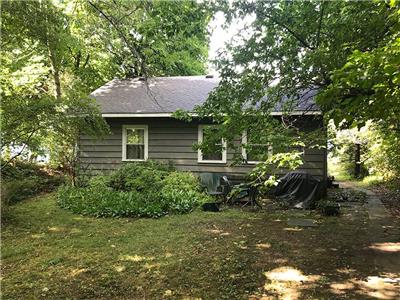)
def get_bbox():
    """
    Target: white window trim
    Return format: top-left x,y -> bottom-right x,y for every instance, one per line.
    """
102,111 -> 322,118
242,131 -> 273,164
122,125 -> 148,161
197,125 -> 227,164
